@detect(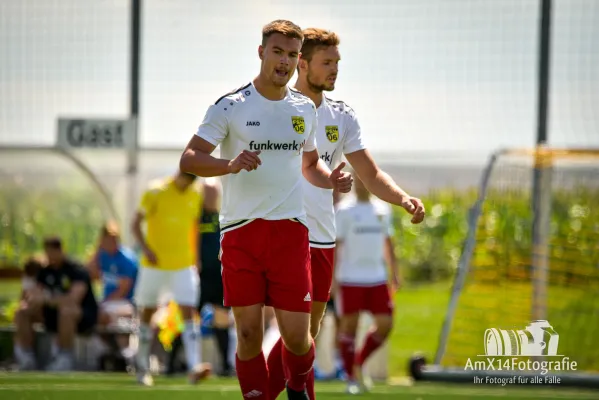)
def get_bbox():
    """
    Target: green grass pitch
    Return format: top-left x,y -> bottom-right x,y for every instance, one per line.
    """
0,373 -> 598,400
